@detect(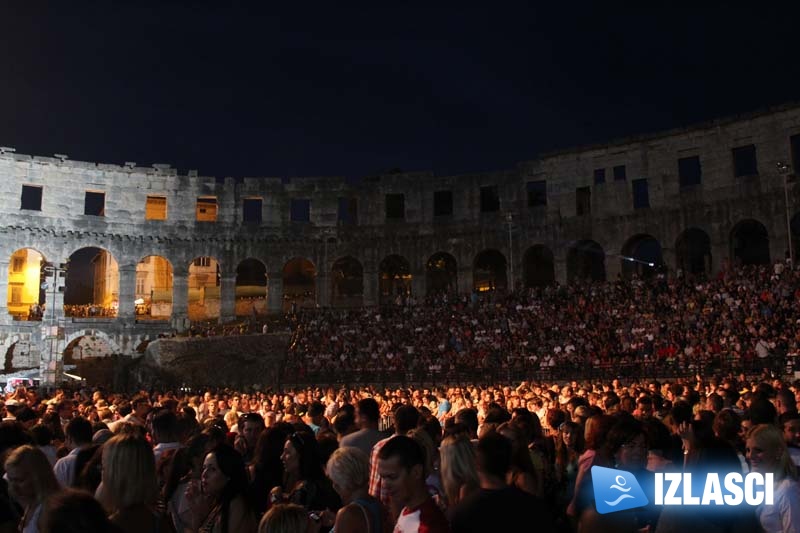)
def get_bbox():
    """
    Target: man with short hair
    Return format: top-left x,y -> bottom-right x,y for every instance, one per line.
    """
235,412 -> 265,463
448,432 -> 554,533
340,398 -> 385,456
151,408 -> 181,463
377,436 -> 449,533
53,417 -> 93,487
369,405 -> 419,508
